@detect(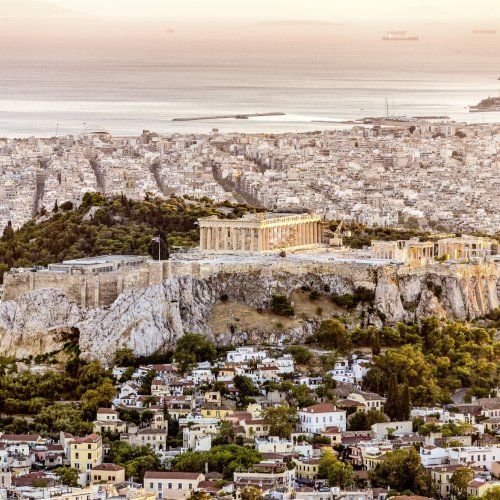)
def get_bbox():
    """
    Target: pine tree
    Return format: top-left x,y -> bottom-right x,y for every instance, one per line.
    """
53,200 -> 59,213
384,373 -> 399,421
2,221 -> 14,241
